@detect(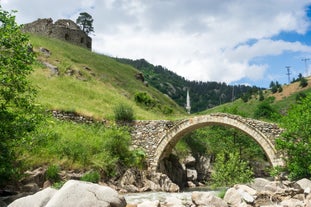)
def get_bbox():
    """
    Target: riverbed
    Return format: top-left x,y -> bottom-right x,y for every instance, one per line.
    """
124,187 -> 222,204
